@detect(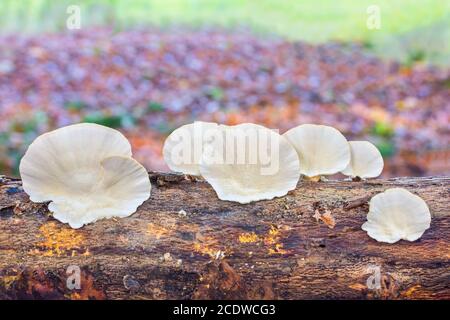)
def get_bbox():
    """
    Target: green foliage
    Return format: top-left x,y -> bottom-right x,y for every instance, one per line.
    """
0,132 -> 8,144
83,112 -> 131,128
407,50 -> 427,64
9,149 -> 22,177
0,0 -> 448,65
64,100 -> 89,111
442,78 -> 450,89
147,102 -> 165,113
9,111 -> 48,133
120,113 -> 137,129
206,86 -> 224,101
0,132 -> 22,176
152,121 -> 174,134
371,121 -> 394,138
375,139 -> 396,158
